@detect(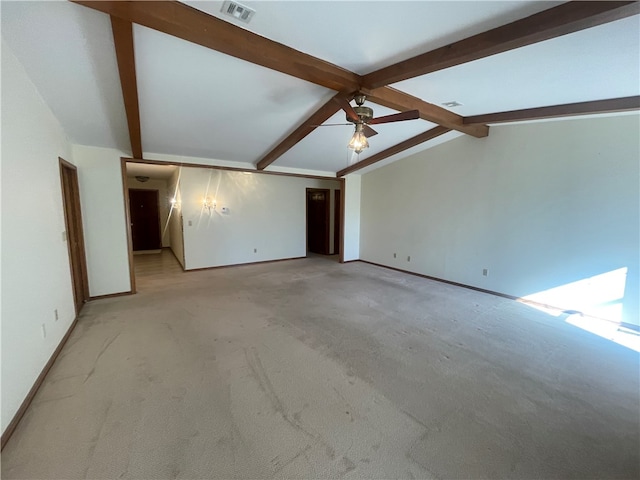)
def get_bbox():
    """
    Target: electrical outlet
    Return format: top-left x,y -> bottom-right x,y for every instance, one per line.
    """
407,256 -> 411,262
188,220 -> 193,226
41,324 -> 47,338
54,309 -> 58,321
393,253 -> 396,258
254,248 -> 257,253
483,268 -> 488,277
